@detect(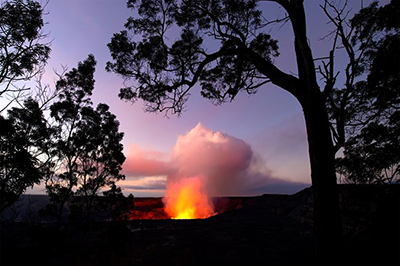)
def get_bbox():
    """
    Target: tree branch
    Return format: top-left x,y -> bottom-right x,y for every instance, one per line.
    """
243,48 -> 301,99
